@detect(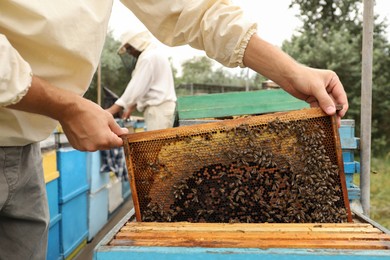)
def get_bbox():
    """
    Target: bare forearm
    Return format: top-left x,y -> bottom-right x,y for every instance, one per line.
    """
243,34 -> 348,119
7,76 -> 82,121
243,35 -> 303,98
121,103 -> 137,119
7,75 -> 128,151
127,104 -> 137,114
